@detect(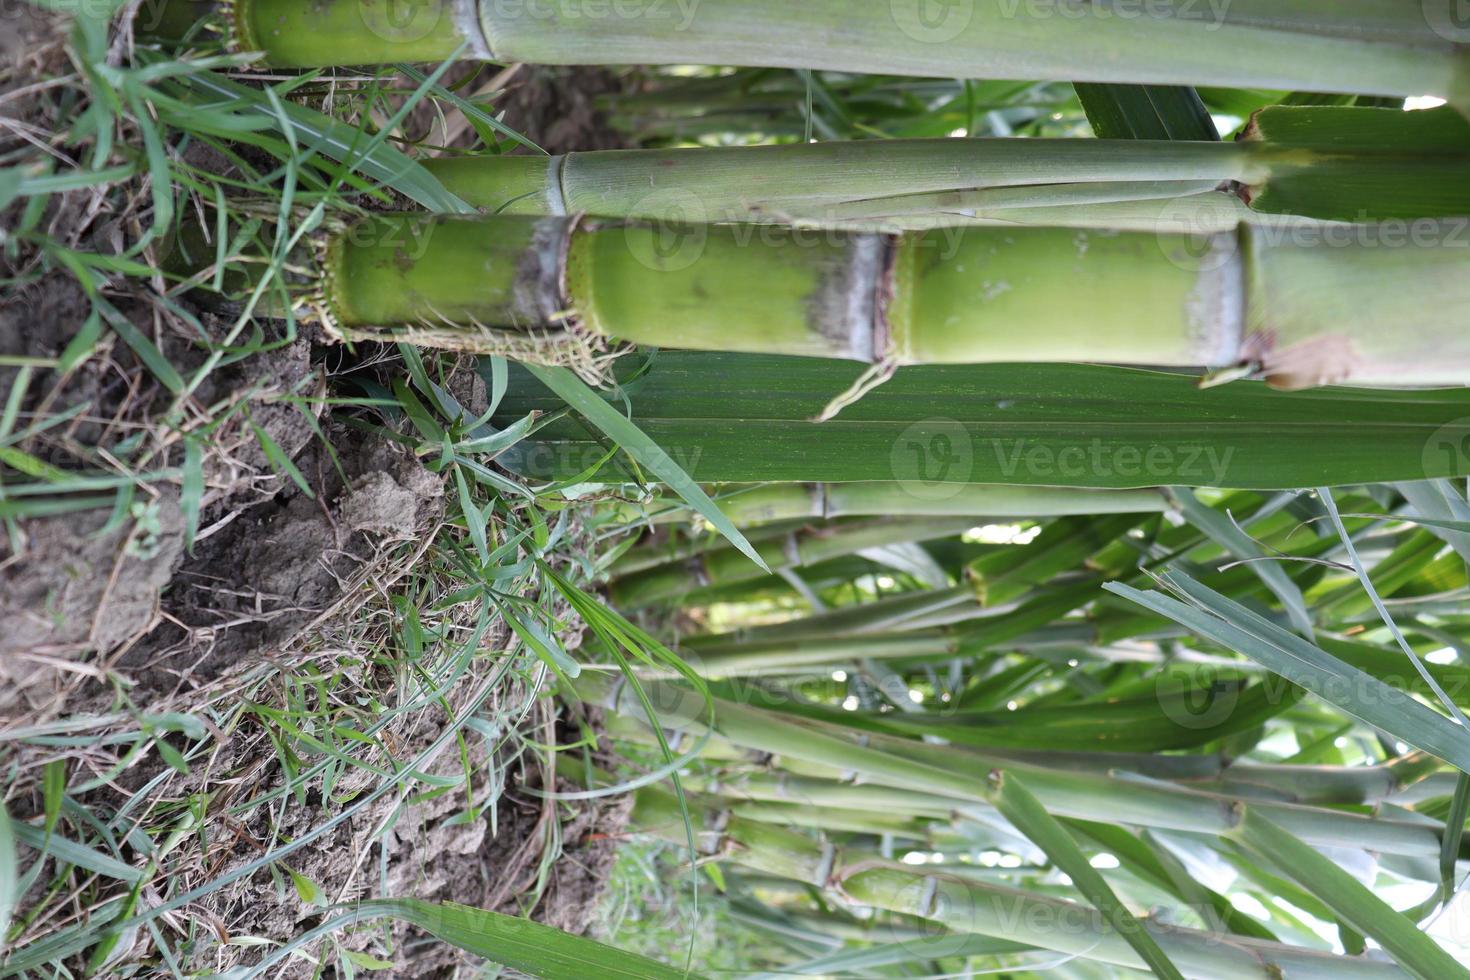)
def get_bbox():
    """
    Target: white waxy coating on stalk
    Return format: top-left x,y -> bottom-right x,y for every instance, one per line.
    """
542,156 -> 569,217
509,218 -> 574,324
452,0 -> 495,59
803,233 -> 888,364
1186,232 -> 1248,368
